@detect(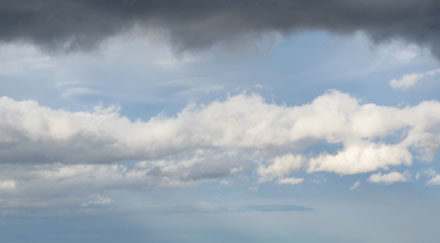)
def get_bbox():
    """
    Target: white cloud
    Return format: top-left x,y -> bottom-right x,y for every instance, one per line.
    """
0,161 -> 202,207
350,181 -> 361,191
426,175 -> 440,185
31,160 -> 202,190
389,69 -> 440,90
0,180 -> 16,191
308,141 -> 412,175
277,177 -> 304,185
1,90 -> 440,174
258,154 -> 304,182
0,89 -> 439,207
368,171 -> 410,185
81,196 -> 113,207
424,170 -> 440,186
